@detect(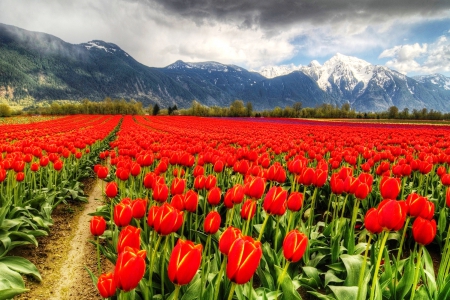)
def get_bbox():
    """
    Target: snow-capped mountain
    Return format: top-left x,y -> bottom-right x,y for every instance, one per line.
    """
413,74 -> 450,90
257,64 -> 303,78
